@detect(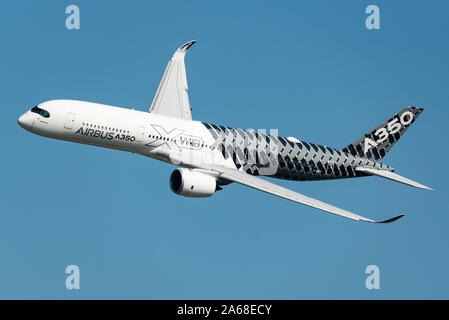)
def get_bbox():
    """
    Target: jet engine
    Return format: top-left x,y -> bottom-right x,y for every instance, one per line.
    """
169,168 -> 218,198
